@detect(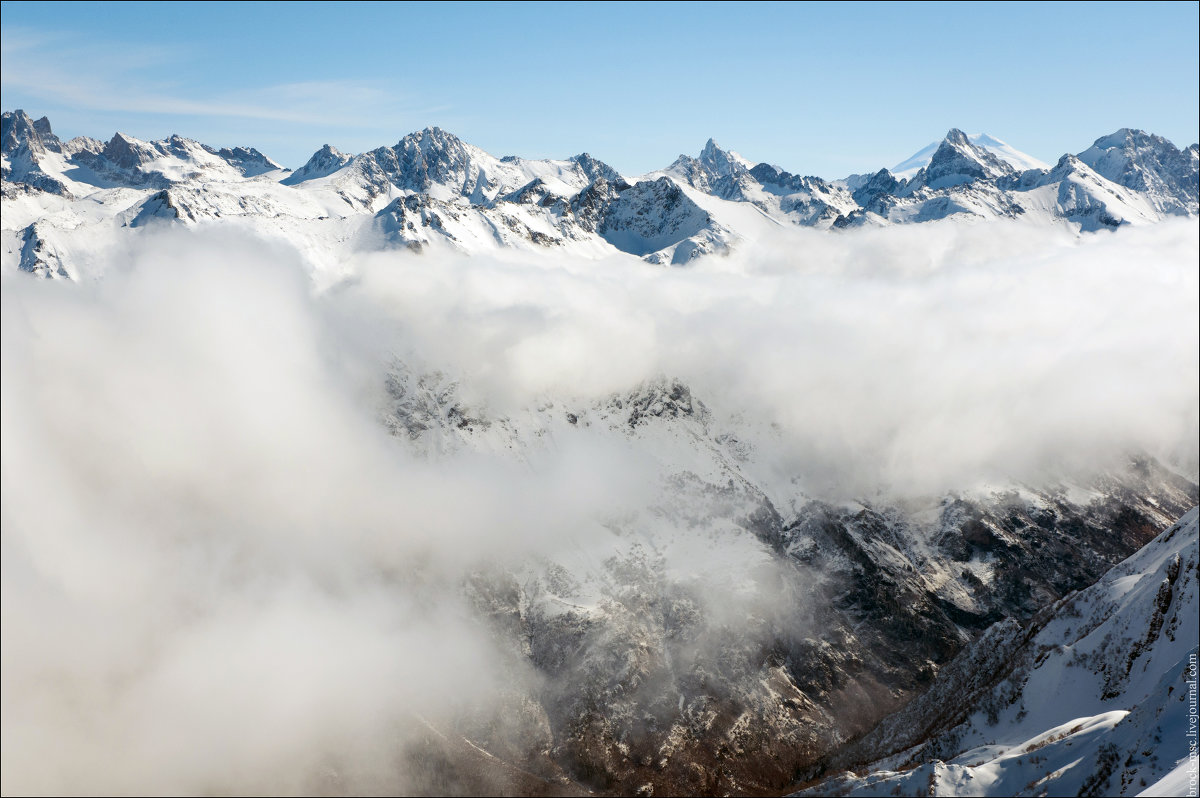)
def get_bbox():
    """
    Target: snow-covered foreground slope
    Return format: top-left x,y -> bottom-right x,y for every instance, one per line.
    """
796,508 -> 1200,797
